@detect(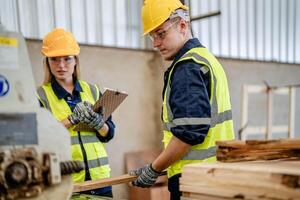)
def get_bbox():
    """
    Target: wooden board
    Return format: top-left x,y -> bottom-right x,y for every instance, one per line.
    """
180,161 -> 300,200
73,171 -> 167,193
217,139 -> 300,162
217,139 -> 300,149
73,89 -> 127,132
73,174 -> 136,192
